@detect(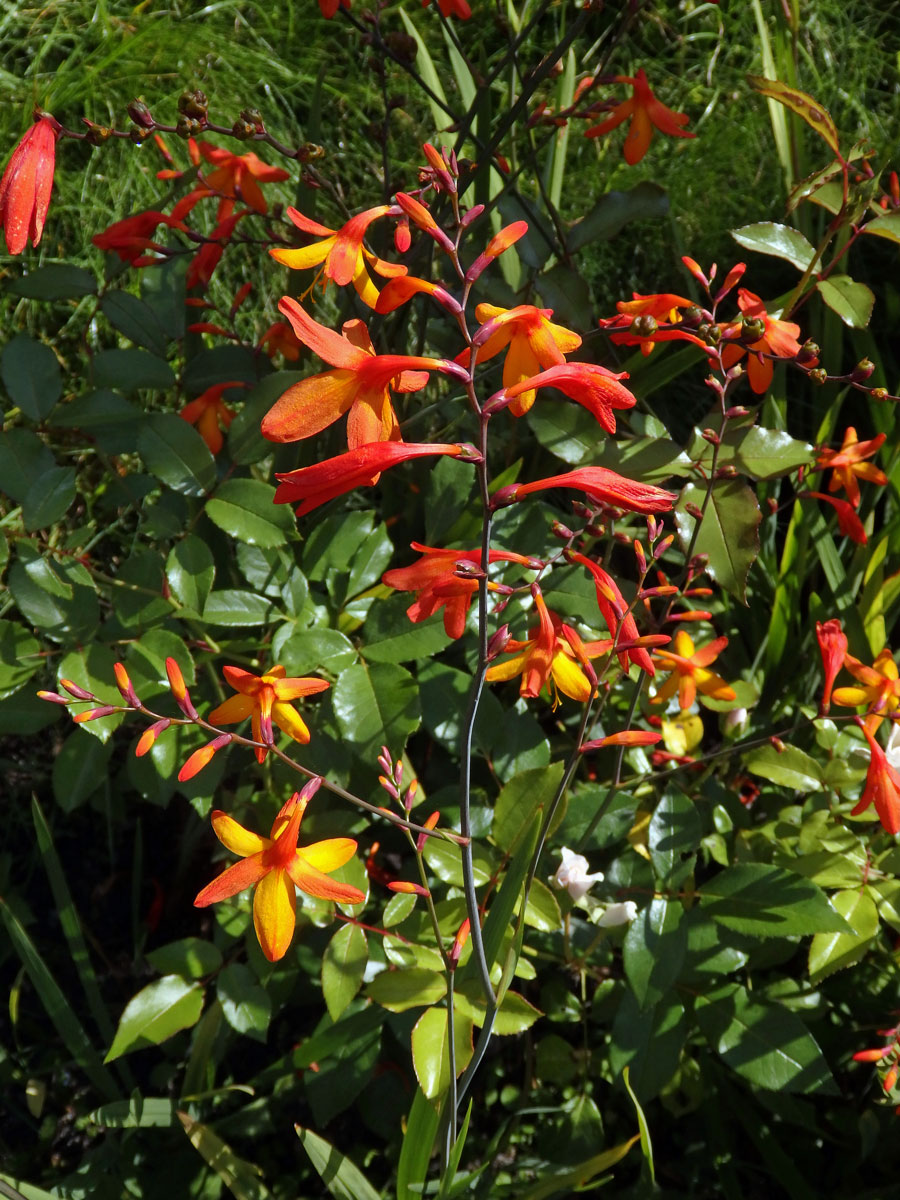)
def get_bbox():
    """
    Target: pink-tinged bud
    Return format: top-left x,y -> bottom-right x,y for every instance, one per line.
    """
73,705 -> 118,723
394,192 -> 455,252
654,534 -> 675,560
640,585 -> 679,599
485,221 -> 527,258
404,778 -> 418,811
449,918 -> 470,968
387,881 -> 430,897
684,502 -> 703,520
725,406 -> 750,420
178,733 -> 232,782
422,142 -> 446,172
378,746 -> 392,774
770,736 -> 786,754
666,610 -> 713,623
416,810 -> 440,852
633,539 -> 647,575
136,718 -> 172,757
714,262 -> 746,303
297,775 -> 323,803
379,775 -> 400,800
682,255 -> 708,288
60,679 -> 96,701
581,730 -> 662,752
459,203 -> 484,228
165,656 -> 198,719
113,662 -> 141,707
37,690 -> 71,705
